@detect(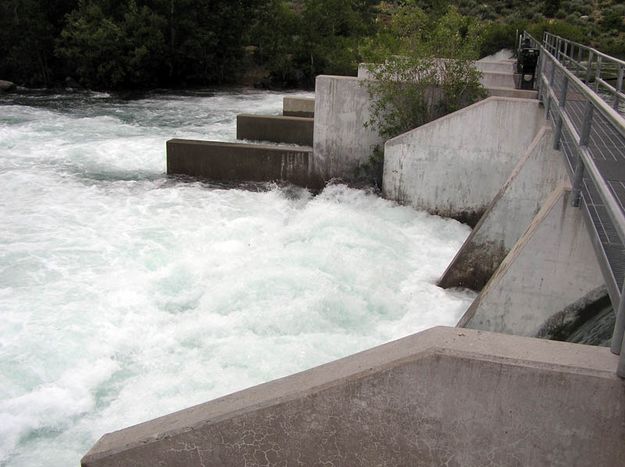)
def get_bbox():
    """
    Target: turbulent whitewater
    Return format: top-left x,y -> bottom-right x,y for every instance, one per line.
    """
0,89 -> 474,466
